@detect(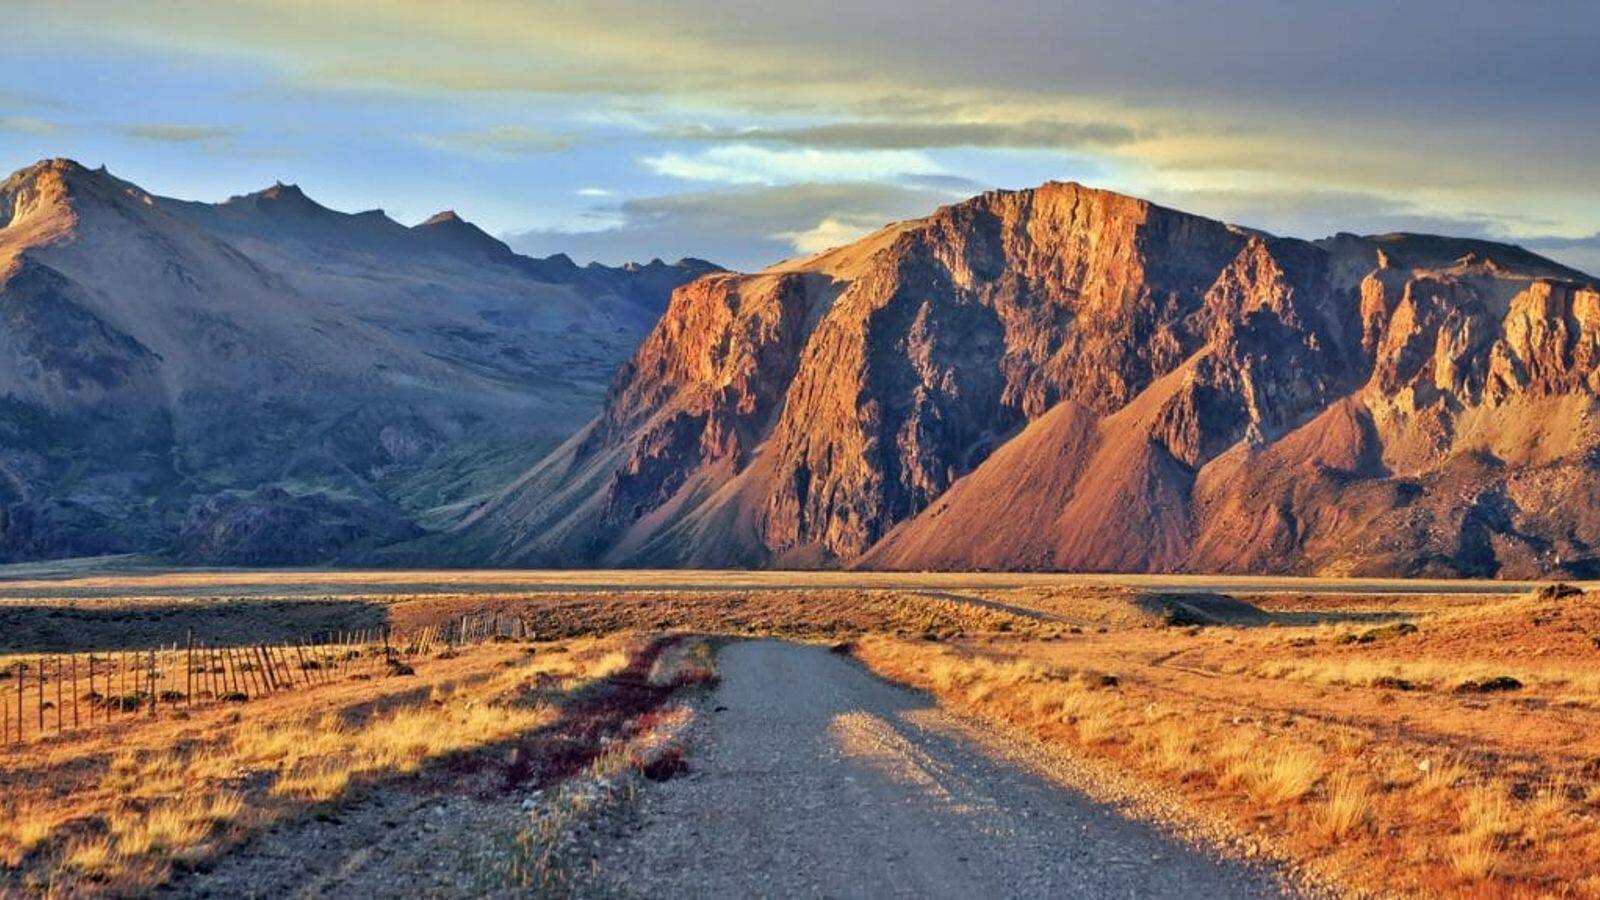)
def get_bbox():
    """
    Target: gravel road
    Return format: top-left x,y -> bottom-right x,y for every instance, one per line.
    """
594,640 -> 1294,899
